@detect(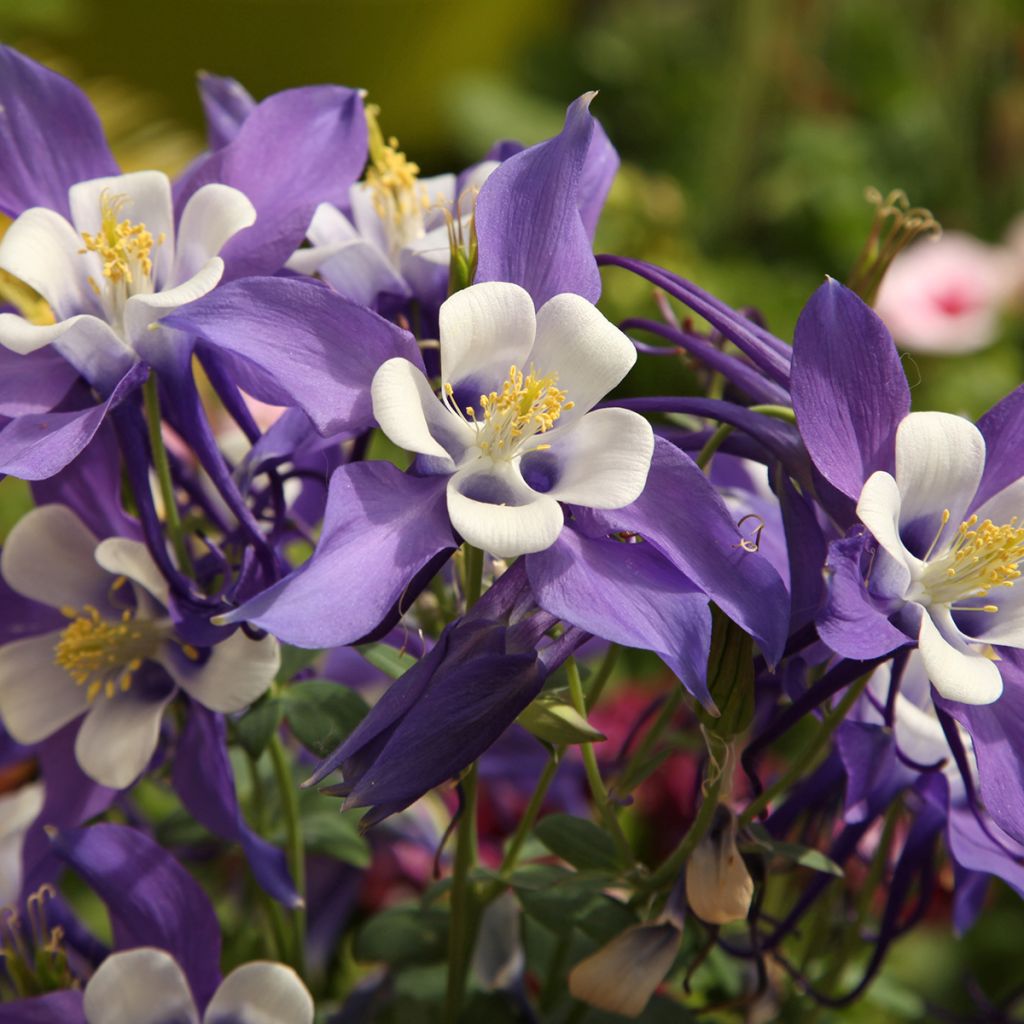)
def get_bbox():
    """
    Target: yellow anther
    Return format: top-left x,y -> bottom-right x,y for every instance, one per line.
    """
79,190 -> 160,291
181,644 -> 200,661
